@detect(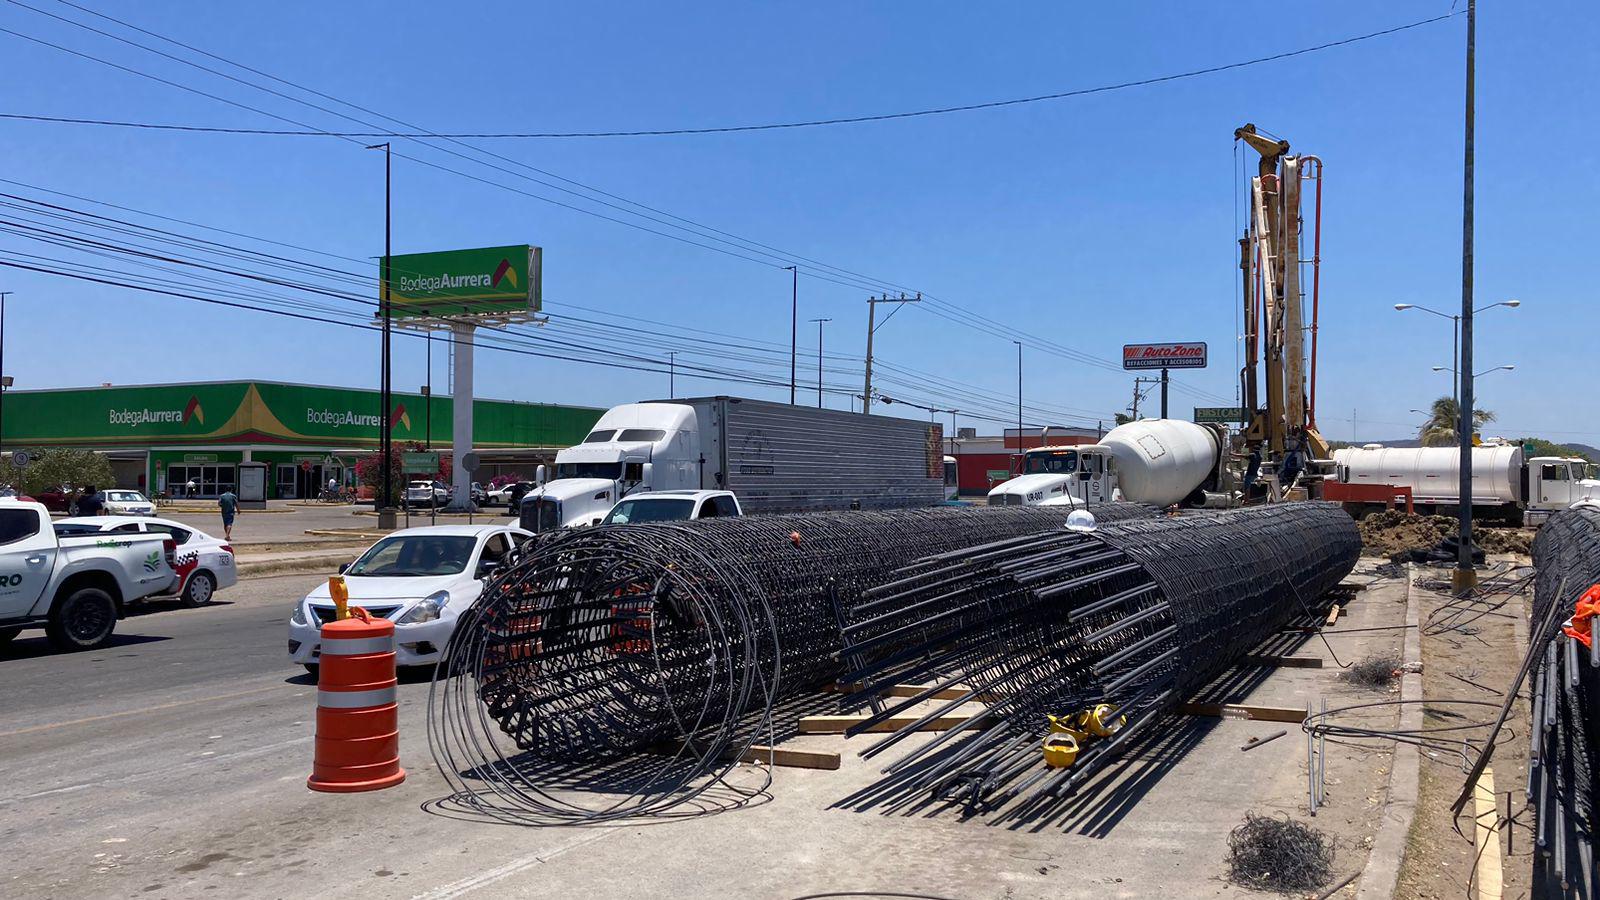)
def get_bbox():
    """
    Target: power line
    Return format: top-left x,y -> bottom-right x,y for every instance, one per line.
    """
0,11 -> 1461,138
